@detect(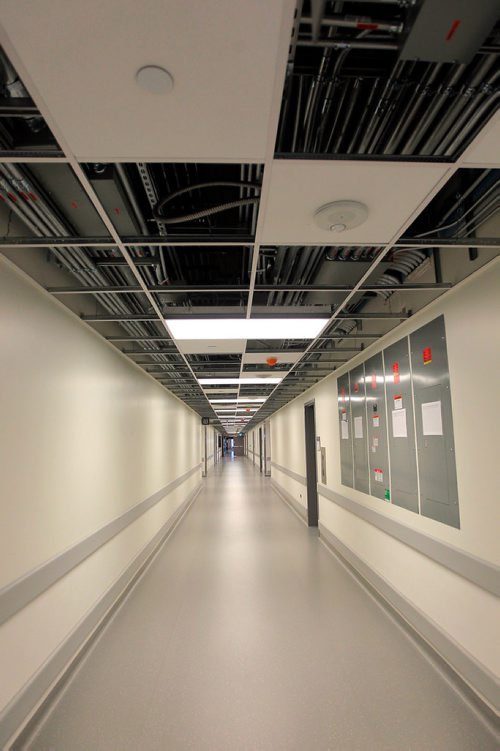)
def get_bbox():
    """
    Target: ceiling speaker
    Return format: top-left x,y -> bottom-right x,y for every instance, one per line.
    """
314,201 -> 368,232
